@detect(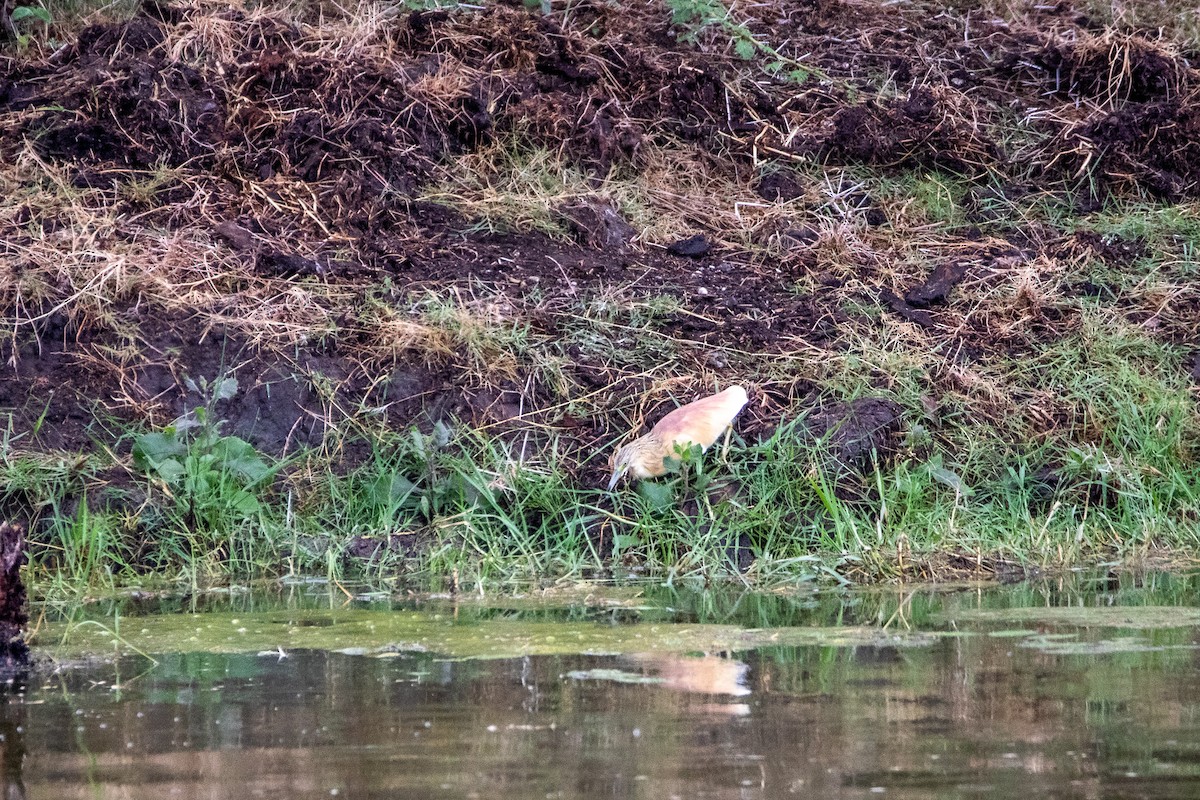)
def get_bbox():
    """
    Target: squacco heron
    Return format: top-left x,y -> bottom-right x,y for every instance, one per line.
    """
608,385 -> 749,490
